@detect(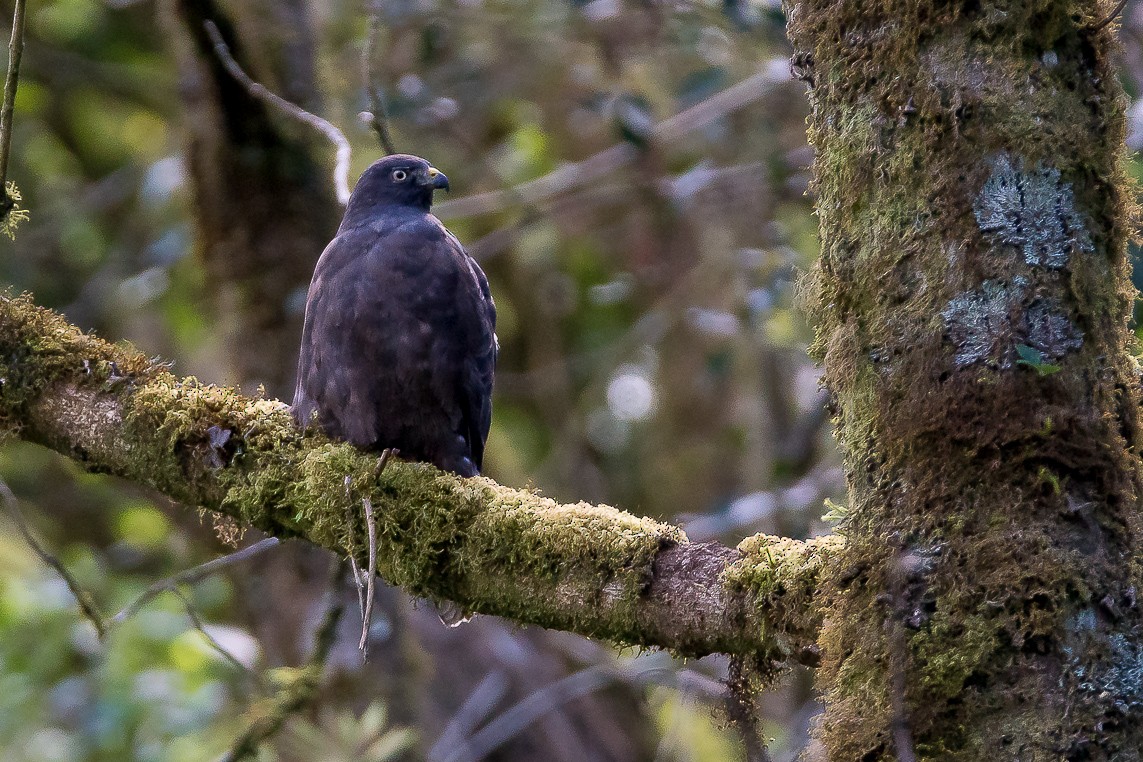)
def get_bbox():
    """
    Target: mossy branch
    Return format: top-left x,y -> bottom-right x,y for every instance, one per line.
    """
0,292 -> 839,661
